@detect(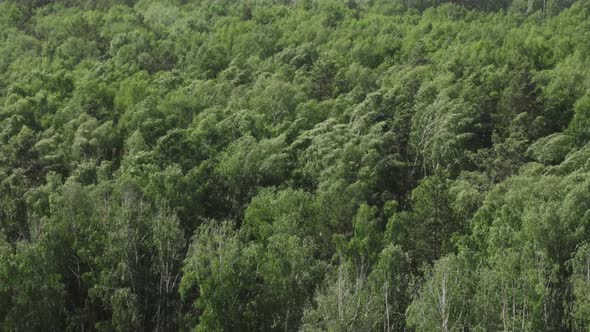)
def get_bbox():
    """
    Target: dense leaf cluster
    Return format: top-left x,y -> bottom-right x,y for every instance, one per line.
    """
1,0 -> 589,330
